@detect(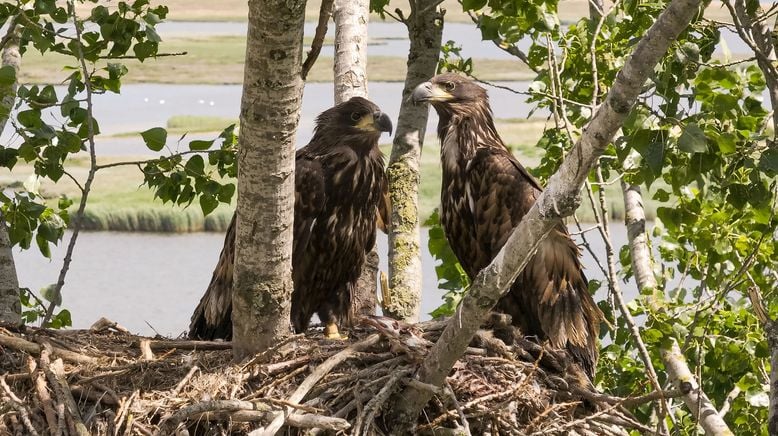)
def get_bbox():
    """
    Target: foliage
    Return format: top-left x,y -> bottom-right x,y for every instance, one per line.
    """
430,0 -> 777,432
0,0 -> 235,327
425,209 -> 470,317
